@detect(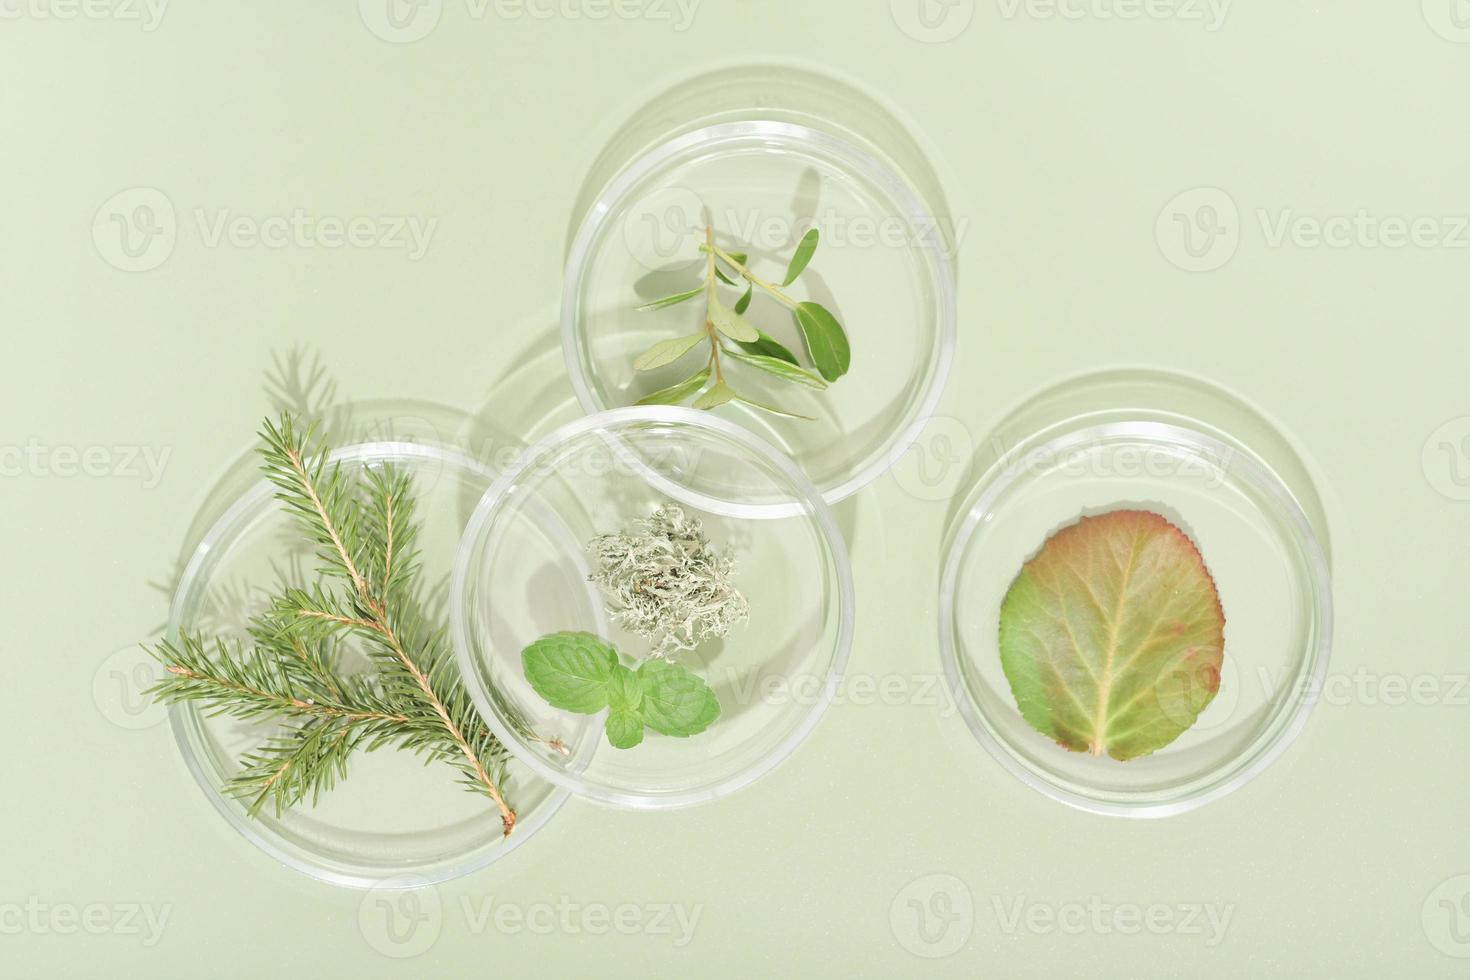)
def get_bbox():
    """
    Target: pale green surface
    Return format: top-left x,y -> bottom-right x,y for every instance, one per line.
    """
3,2 -> 1469,976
